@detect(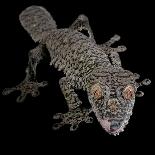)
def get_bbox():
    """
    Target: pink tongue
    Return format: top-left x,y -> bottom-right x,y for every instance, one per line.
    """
99,119 -> 111,131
